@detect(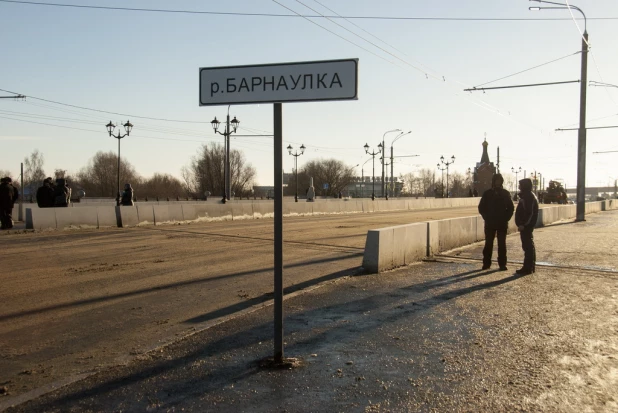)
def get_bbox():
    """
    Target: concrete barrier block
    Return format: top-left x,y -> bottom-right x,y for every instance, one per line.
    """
26,208 -> 57,230
435,216 -> 477,253
168,204 -> 184,221
118,206 -> 139,227
97,206 -> 118,228
26,207 -> 57,230
362,200 -> 375,213
232,203 -> 255,220
283,202 -> 312,215
152,205 -> 171,225
181,204 -> 197,221
314,201 -> 340,214
427,220 -> 439,257
253,202 -> 274,218
135,204 -> 155,226
403,222 -> 428,264
362,228 -> 394,273
55,206 -> 99,229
